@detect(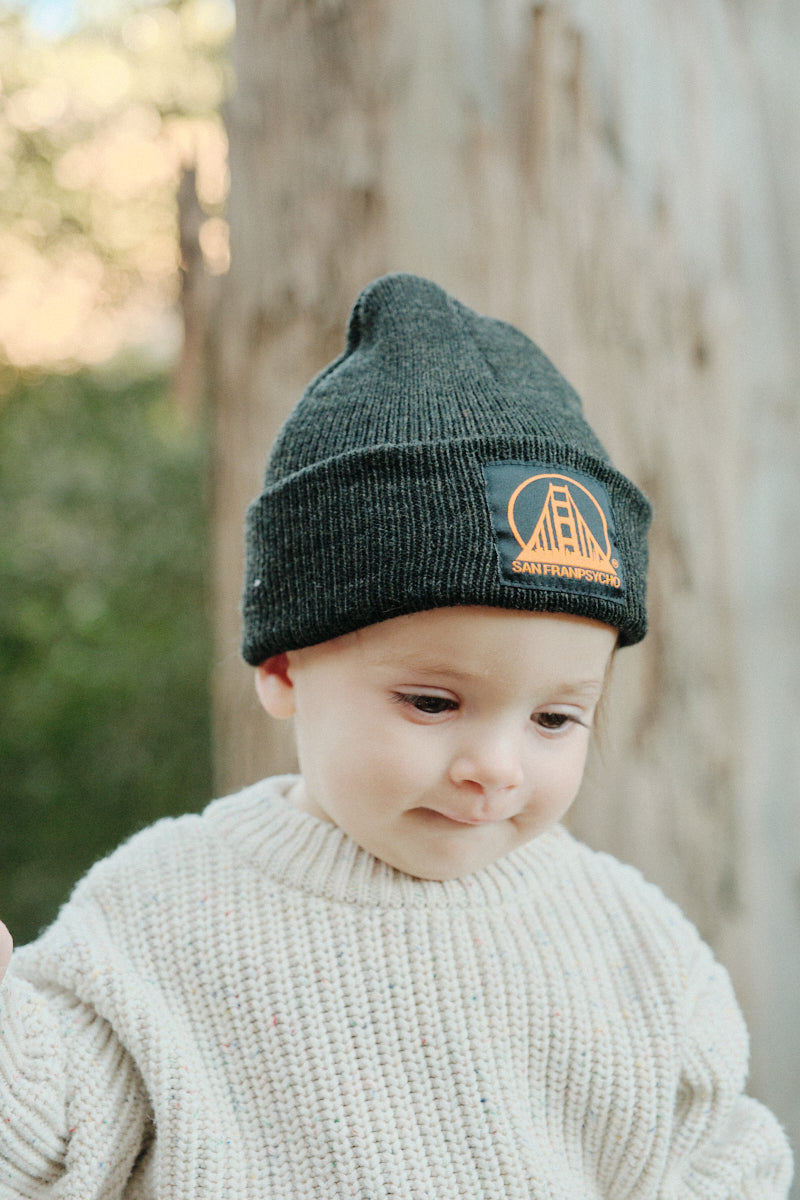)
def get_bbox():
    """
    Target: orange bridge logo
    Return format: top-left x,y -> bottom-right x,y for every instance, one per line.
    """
483,462 -> 626,599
